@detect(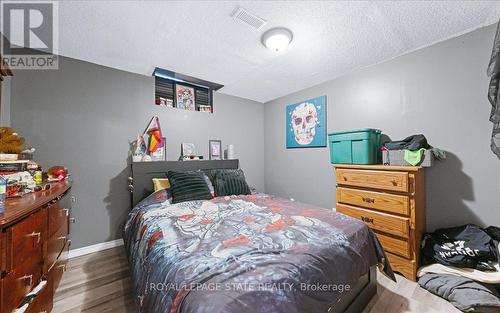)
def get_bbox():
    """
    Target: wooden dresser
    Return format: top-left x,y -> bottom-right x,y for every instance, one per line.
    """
0,182 -> 71,313
333,164 -> 425,281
